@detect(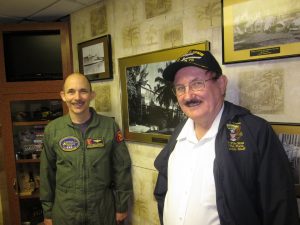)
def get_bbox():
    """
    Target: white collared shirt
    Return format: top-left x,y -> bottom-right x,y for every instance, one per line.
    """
163,105 -> 224,225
